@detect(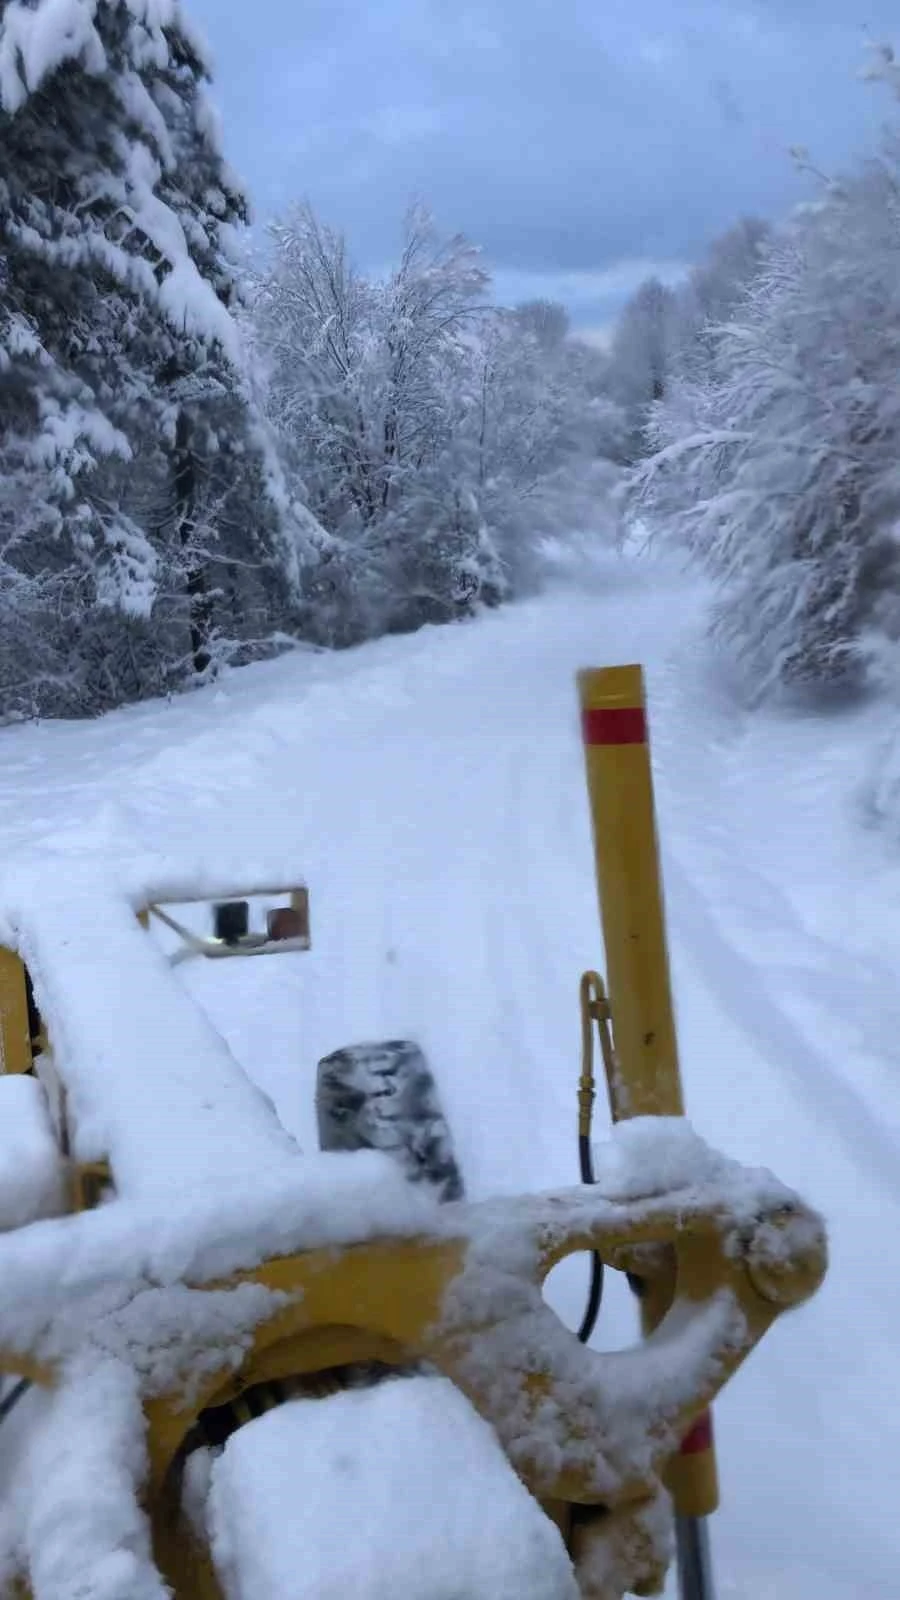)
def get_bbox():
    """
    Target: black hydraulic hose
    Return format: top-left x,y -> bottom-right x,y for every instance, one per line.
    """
577,971 -> 612,1346
577,1132 -> 603,1344
0,1378 -> 31,1426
